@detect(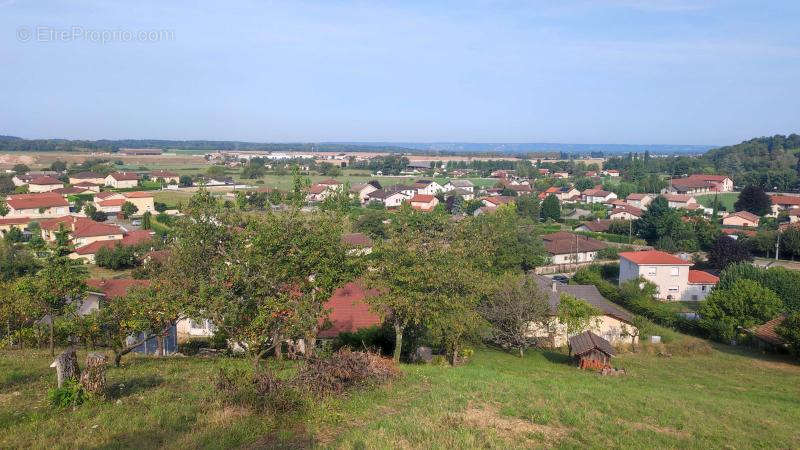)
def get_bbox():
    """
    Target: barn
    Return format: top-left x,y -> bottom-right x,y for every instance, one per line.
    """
568,331 -> 615,370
